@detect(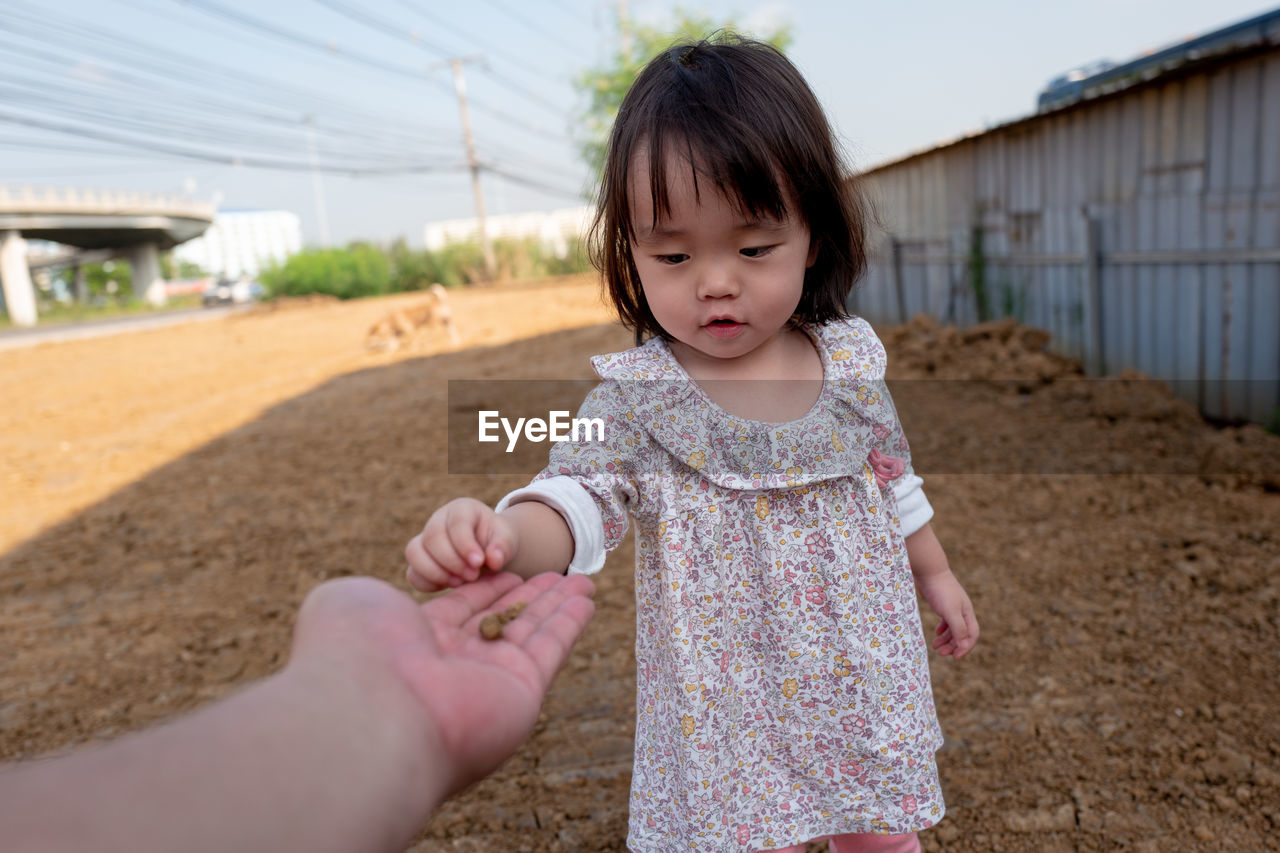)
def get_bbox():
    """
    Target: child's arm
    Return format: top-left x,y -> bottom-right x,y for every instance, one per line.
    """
905,522 -> 979,659
406,498 -> 574,592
